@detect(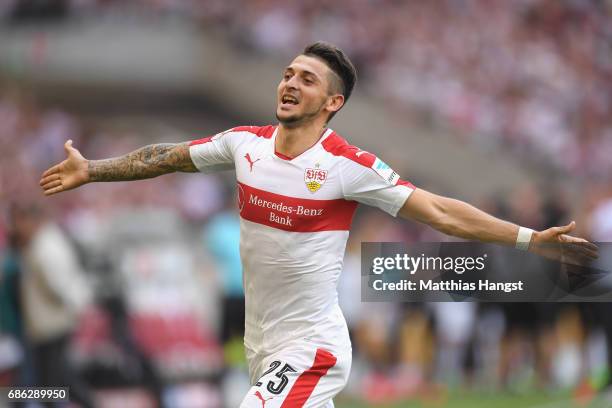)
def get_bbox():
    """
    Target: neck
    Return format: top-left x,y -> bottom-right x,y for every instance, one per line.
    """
276,120 -> 327,158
